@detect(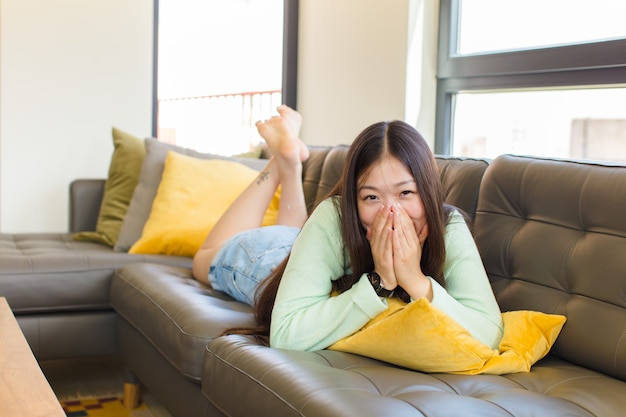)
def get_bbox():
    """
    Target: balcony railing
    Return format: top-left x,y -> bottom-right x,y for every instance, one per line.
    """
157,89 -> 282,155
